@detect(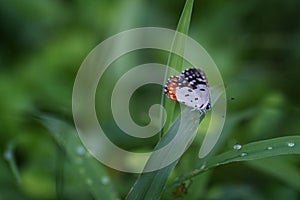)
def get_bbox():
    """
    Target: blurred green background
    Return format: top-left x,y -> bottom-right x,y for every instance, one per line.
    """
1,0 -> 300,199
